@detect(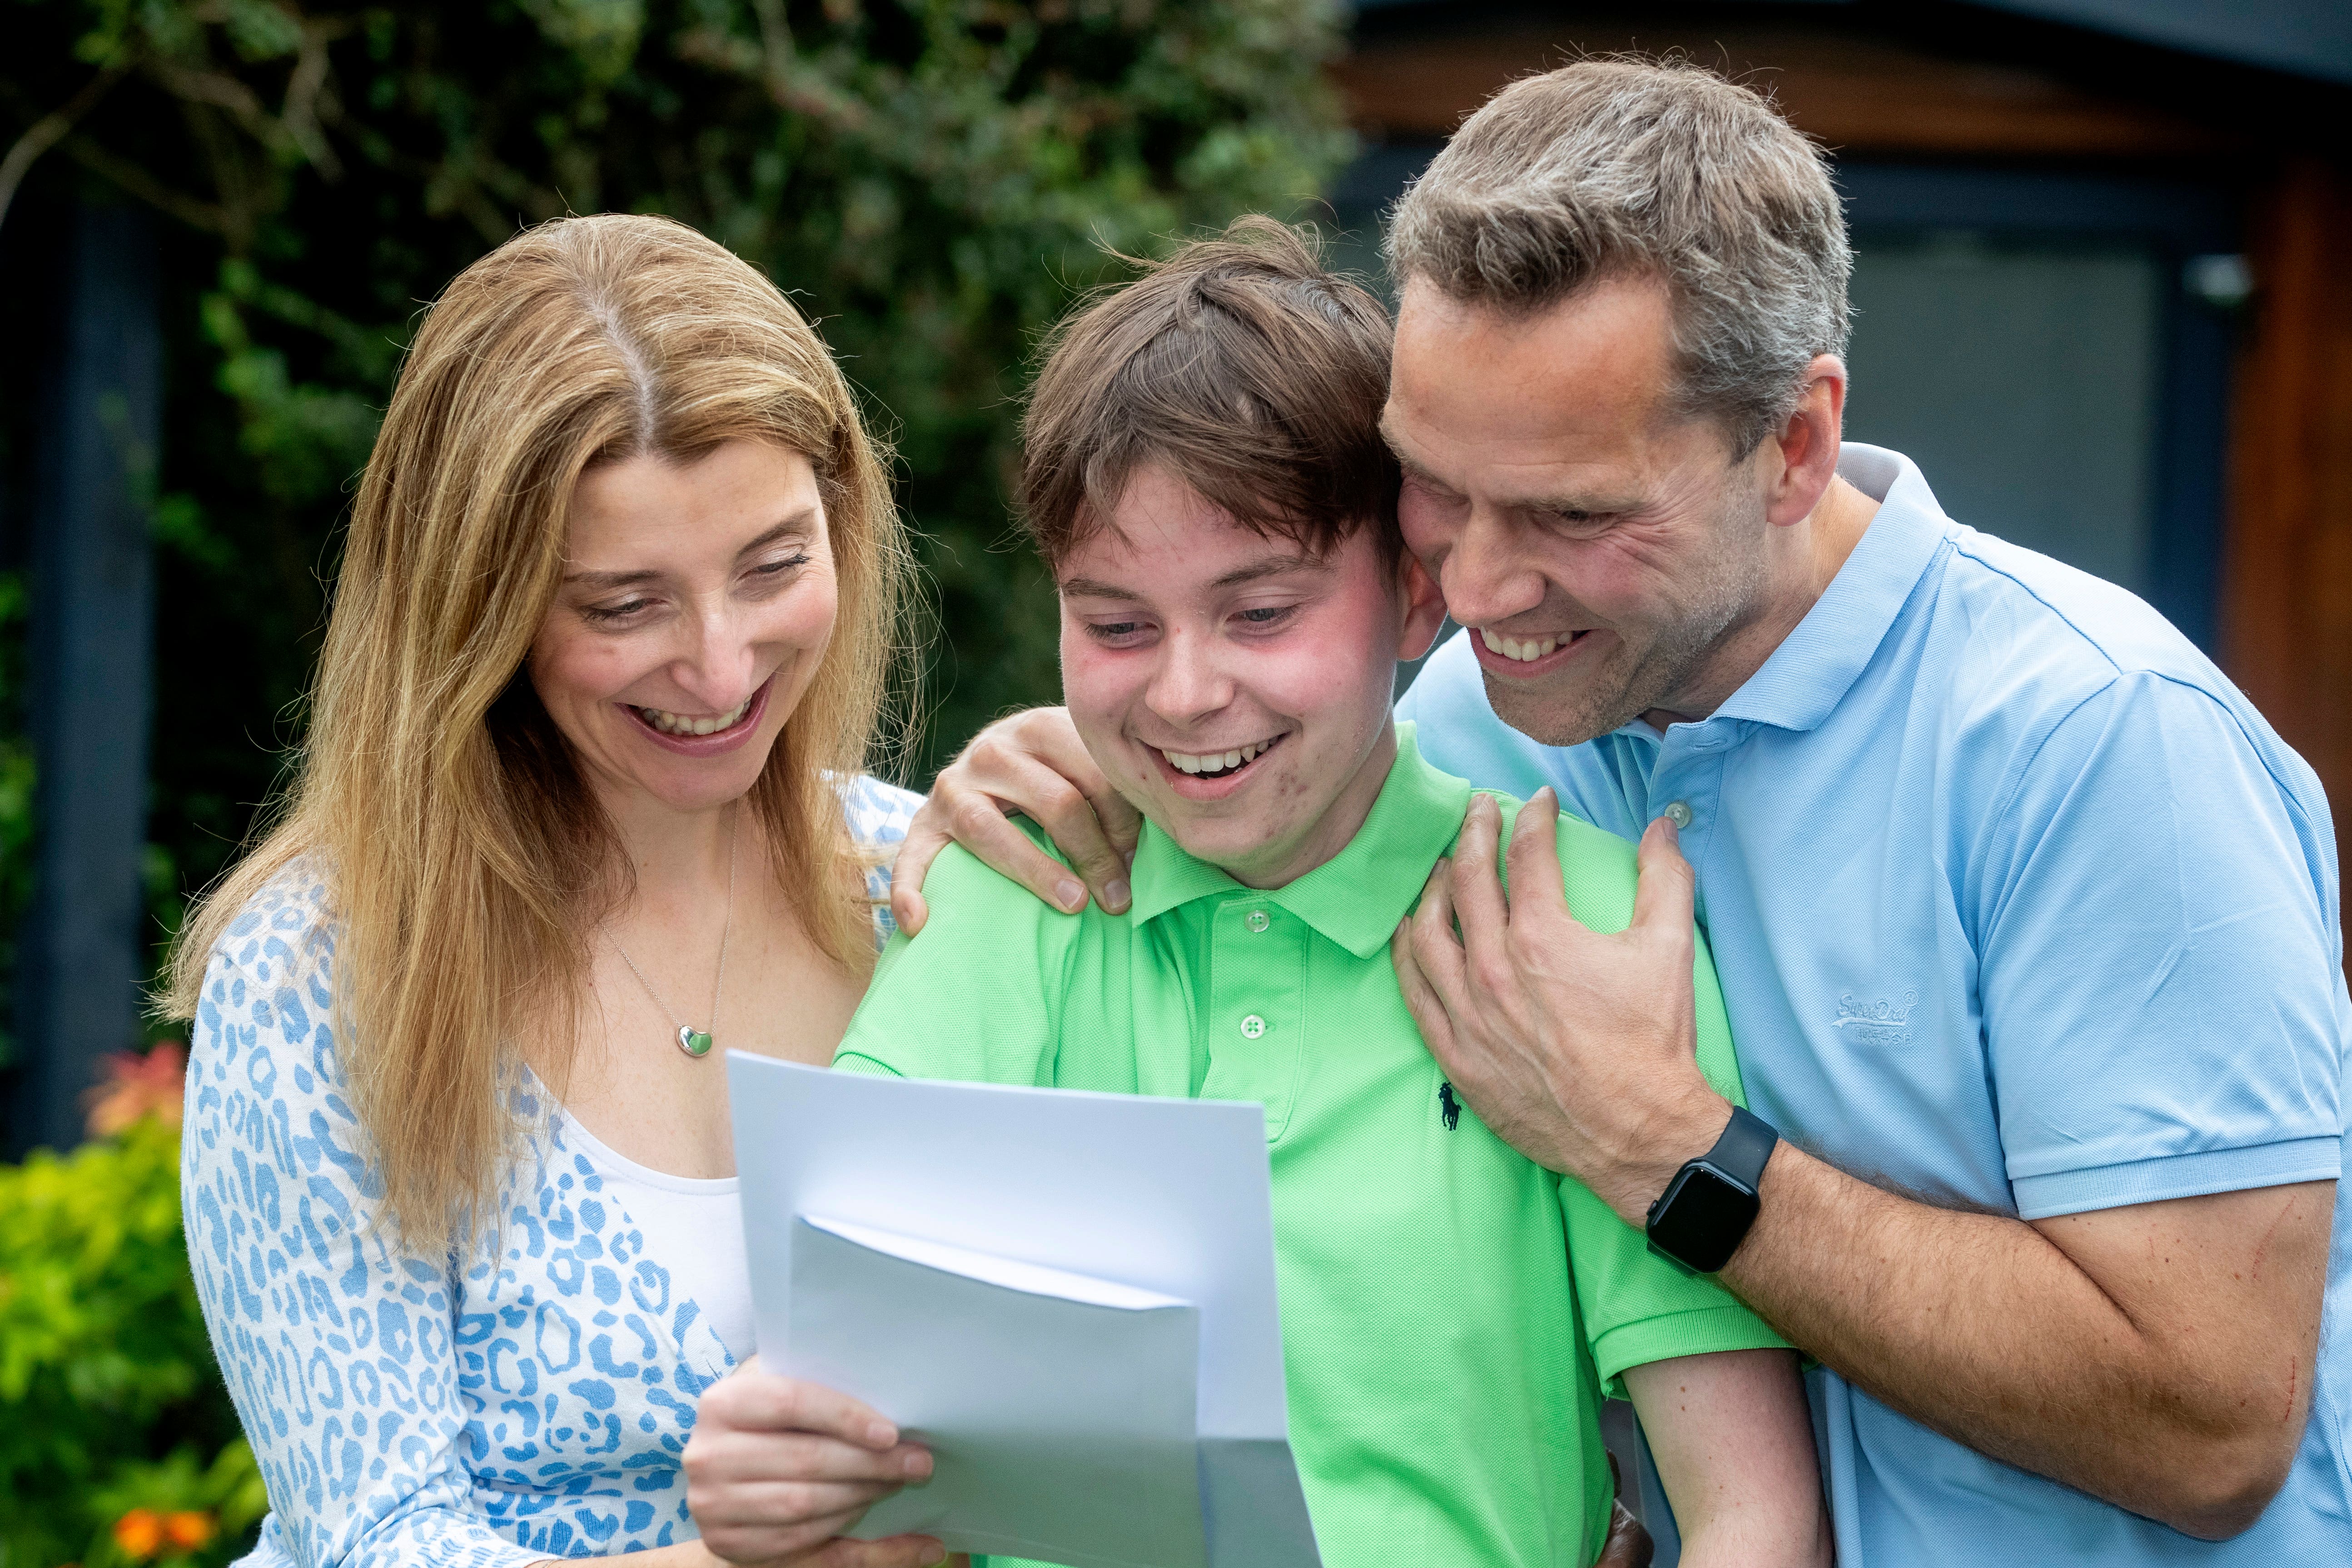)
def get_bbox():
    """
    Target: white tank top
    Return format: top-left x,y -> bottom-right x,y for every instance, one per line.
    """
558,1110 -> 756,1363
